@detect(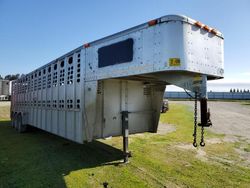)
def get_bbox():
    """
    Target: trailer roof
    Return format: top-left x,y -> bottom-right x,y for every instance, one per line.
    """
89,14 -> 223,46
18,14 -> 223,79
